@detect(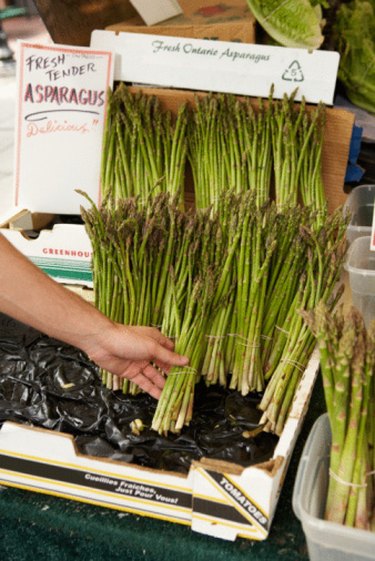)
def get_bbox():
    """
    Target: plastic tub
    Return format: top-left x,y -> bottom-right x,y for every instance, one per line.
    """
292,414 -> 375,561
345,236 -> 375,327
344,184 -> 375,244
